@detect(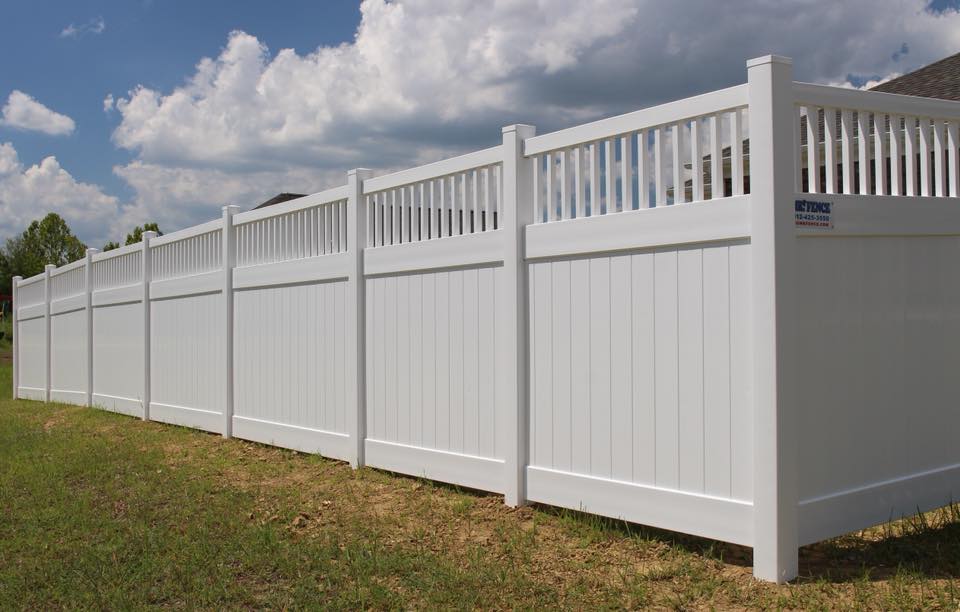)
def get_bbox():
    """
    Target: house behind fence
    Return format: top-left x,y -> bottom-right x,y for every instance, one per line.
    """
12,55 -> 960,583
